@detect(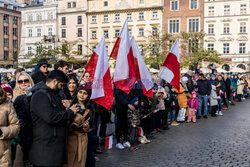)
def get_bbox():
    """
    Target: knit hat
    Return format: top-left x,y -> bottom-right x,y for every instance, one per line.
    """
1,81 -> 13,96
192,90 -> 197,96
77,84 -> 91,97
182,76 -> 188,82
211,74 -> 216,78
130,97 -> 138,105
